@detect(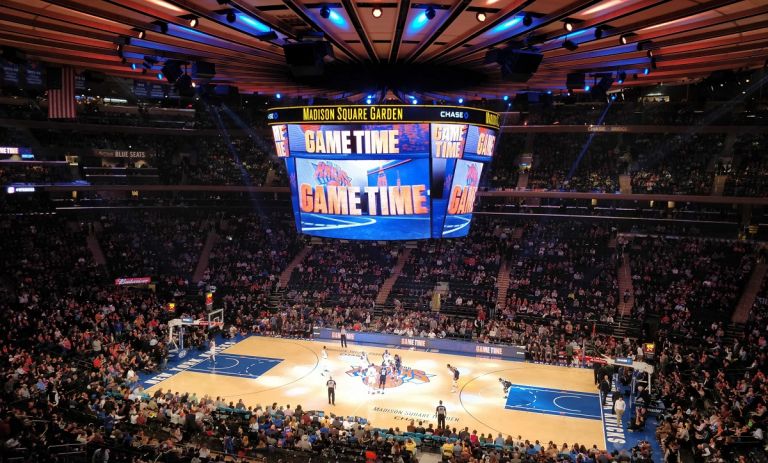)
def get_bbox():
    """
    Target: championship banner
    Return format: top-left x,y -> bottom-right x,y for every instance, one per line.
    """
24,62 -> 43,89
2,60 -> 20,86
114,277 -> 152,286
